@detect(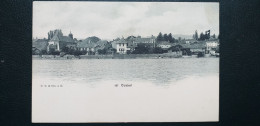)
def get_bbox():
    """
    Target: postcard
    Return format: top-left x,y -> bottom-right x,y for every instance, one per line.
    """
32,1 -> 219,123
